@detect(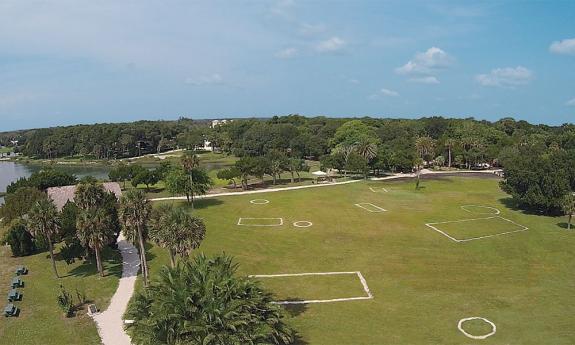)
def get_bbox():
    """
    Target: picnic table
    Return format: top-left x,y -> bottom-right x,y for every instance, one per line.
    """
15,265 -> 28,275
11,277 -> 22,289
7,289 -> 20,302
3,303 -> 17,317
